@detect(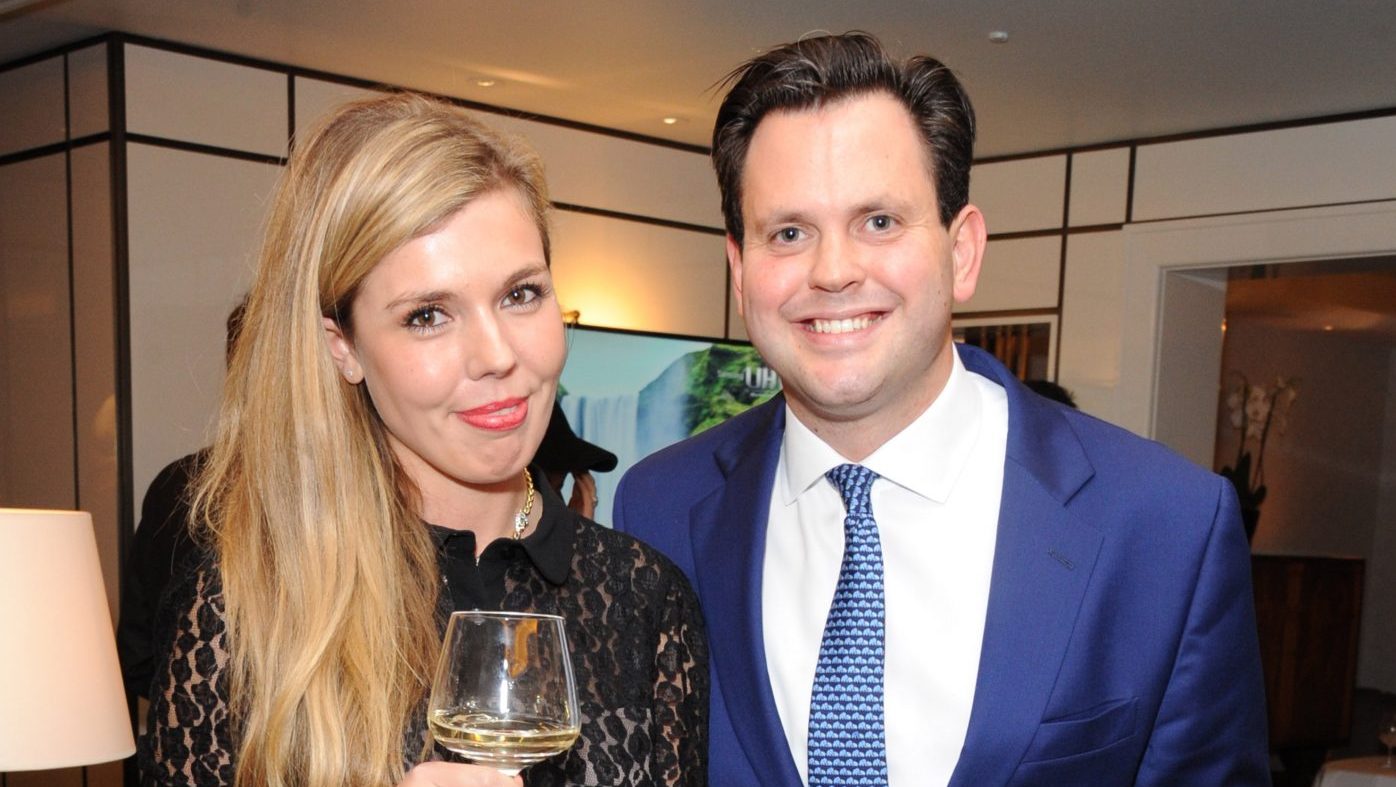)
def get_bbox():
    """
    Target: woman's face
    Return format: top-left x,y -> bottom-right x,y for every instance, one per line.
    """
325,188 -> 565,497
